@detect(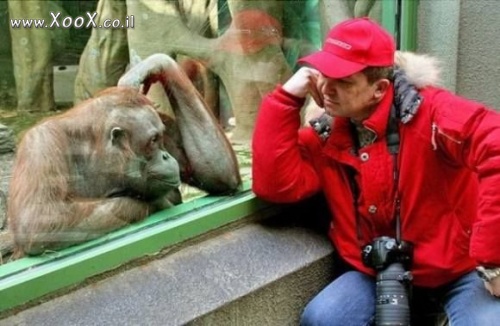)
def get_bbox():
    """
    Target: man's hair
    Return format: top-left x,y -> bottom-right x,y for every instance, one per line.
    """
362,66 -> 394,84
